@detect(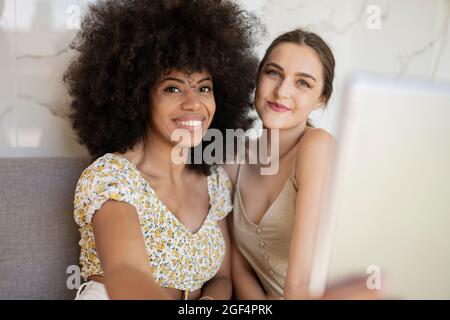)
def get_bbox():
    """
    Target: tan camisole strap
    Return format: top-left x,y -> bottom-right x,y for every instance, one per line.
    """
236,162 -> 243,188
